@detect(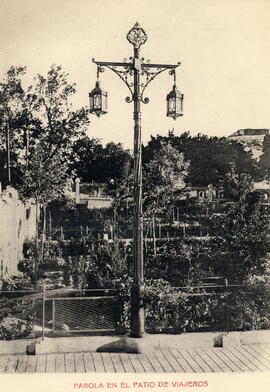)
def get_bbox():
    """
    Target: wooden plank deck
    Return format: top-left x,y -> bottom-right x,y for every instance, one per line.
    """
74,353 -> 85,373
35,354 -> 46,373
118,353 -> 135,373
16,355 -> 28,373
65,352 -> 75,372
0,344 -> 270,373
